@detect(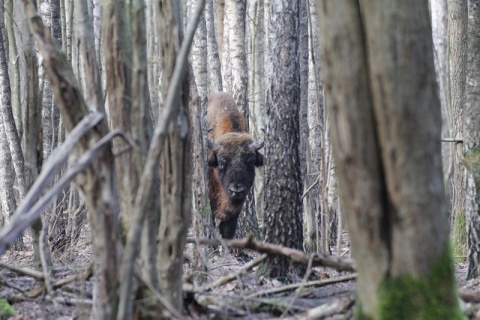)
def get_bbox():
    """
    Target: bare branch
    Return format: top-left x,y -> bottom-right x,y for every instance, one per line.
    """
247,274 -> 357,298
441,138 -> 464,143
186,235 -> 355,272
184,254 -> 268,293
0,128 -> 125,255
